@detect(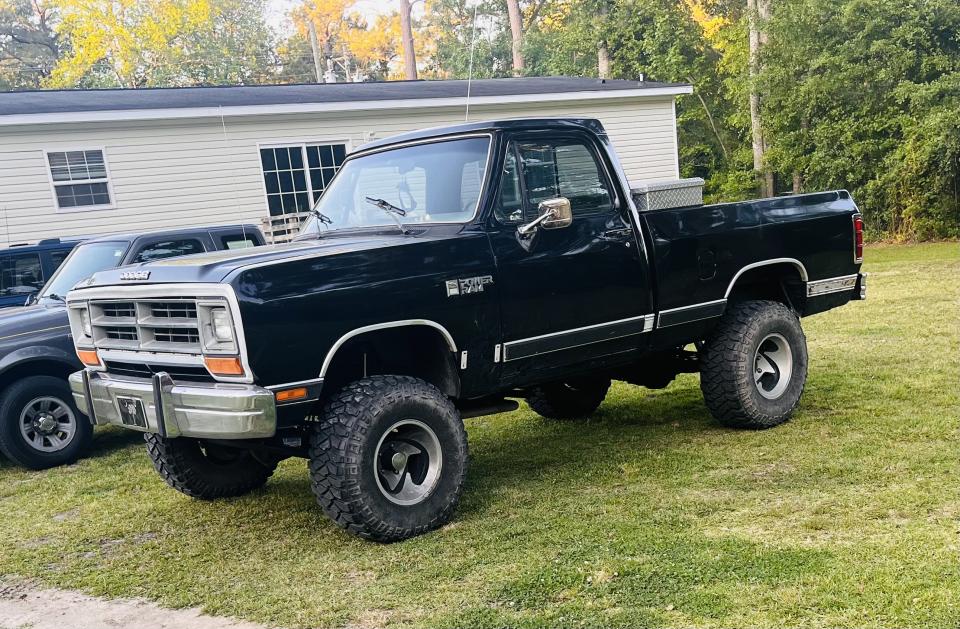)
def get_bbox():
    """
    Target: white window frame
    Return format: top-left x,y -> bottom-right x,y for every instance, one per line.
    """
43,146 -> 116,213
256,139 -> 352,216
